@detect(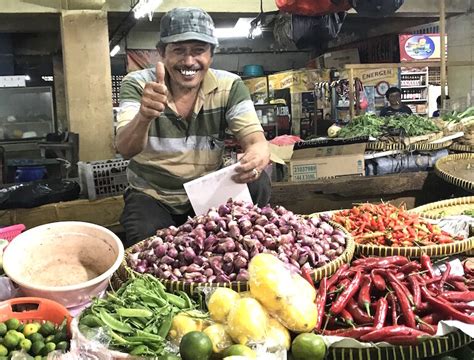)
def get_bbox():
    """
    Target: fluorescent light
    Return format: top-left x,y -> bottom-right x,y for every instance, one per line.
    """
215,17 -> 262,39
24,75 -> 31,81
110,45 -> 120,57
133,0 -> 163,20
